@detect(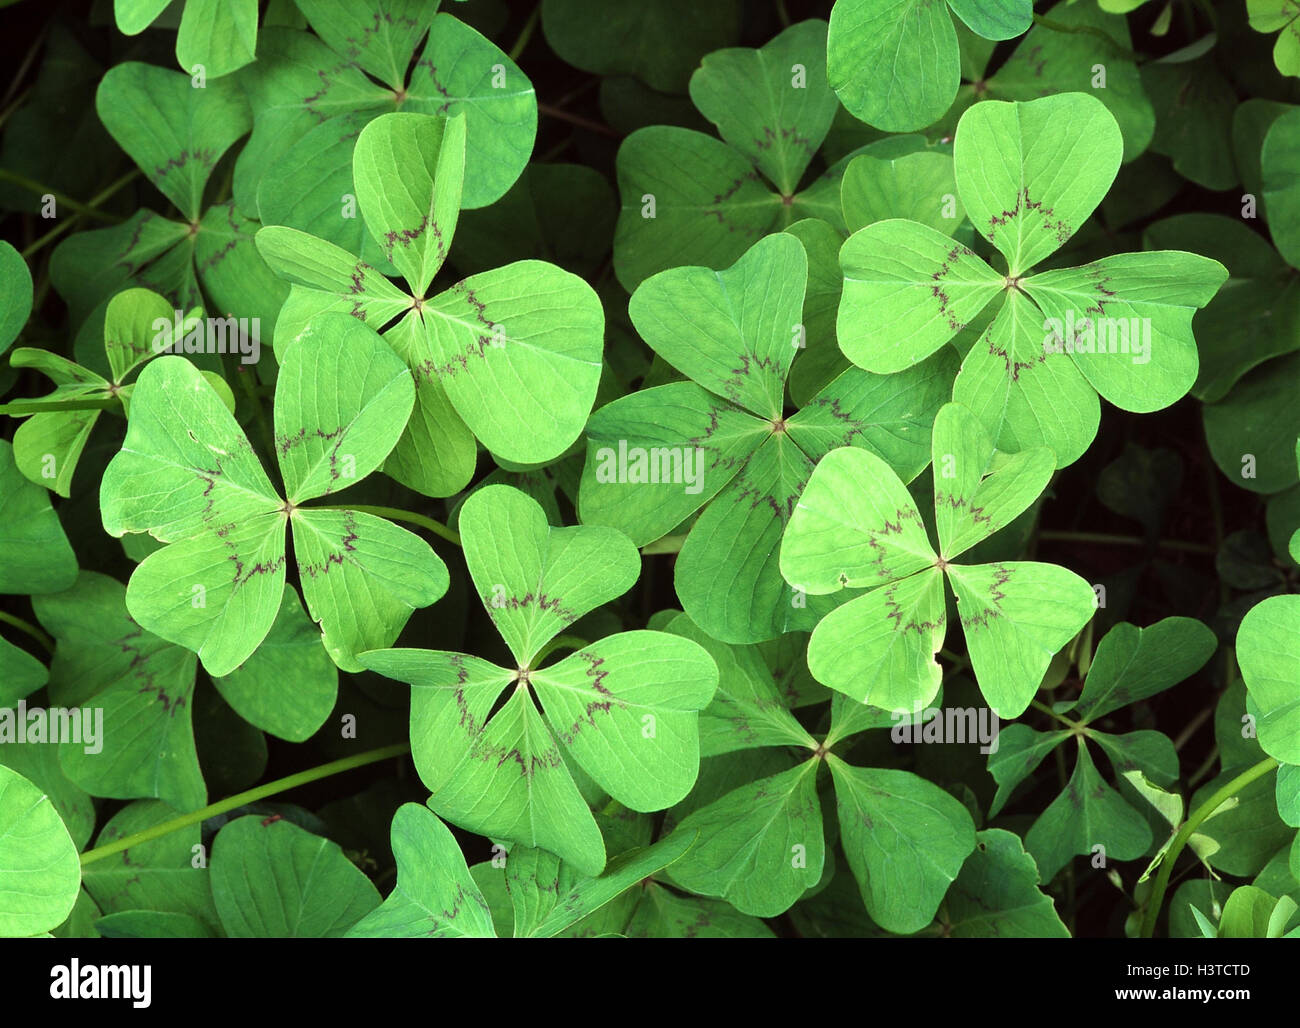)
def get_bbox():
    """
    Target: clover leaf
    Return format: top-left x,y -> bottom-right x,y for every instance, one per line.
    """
988,618 -> 1217,880
52,62 -> 286,352
580,231 -> 954,644
360,485 -> 718,877
236,8 -> 535,234
826,0 -> 1033,132
257,110 -> 604,496
99,312 -> 448,676
657,611 -> 977,932
781,401 -> 1094,718
613,20 -> 843,290
8,288 -> 236,497
838,93 -> 1228,467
